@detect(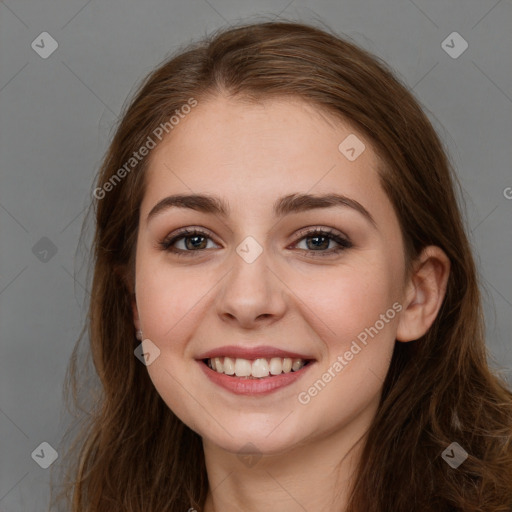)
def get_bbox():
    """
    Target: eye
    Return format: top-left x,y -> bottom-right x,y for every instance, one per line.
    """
158,226 -> 352,258
291,227 -> 353,257
158,228 -> 218,256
